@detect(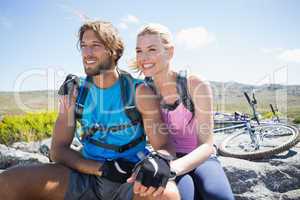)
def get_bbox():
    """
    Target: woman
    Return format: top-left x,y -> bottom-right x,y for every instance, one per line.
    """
133,23 -> 234,200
